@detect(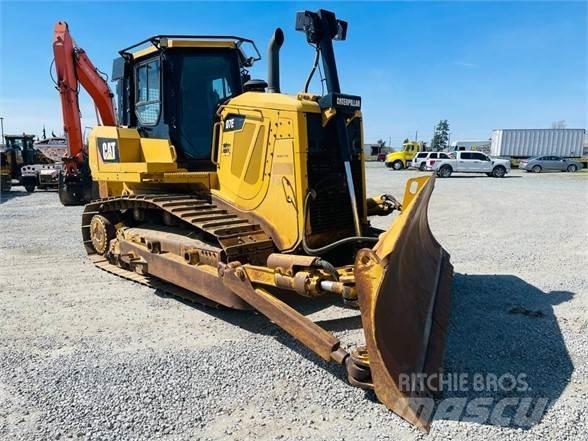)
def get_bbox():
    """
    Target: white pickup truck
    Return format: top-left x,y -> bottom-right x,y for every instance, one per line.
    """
432,151 -> 511,178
